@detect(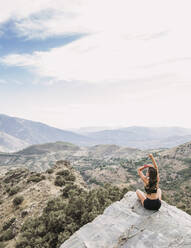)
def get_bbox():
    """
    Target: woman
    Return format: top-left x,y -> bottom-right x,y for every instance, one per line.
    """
136,154 -> 162,210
